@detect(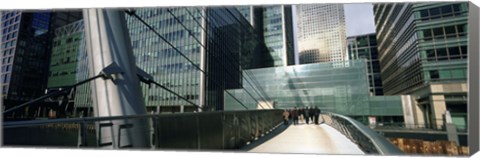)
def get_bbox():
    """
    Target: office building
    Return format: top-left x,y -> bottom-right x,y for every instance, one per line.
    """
1,11 -> 58,117
296,4 -> 347,64
237,5 -> 296,67
0,11 -> 85,117
2,12 -> 50,107
47,20 -> 91,116
373,2 -> 468,130
43,7 -> 271,115
125,7 -> 271,112
347,33 -> 384,96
